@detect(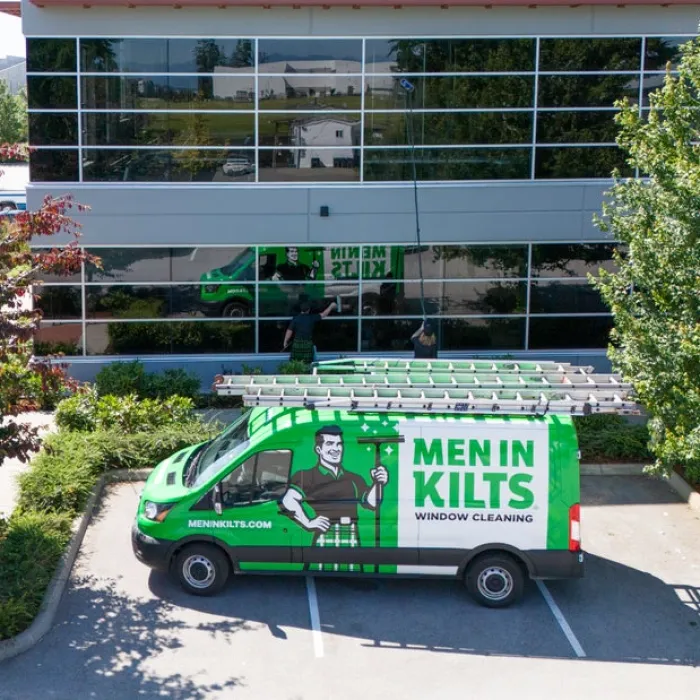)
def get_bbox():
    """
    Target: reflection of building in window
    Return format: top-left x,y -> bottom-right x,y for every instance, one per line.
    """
291,117 -> 360,169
